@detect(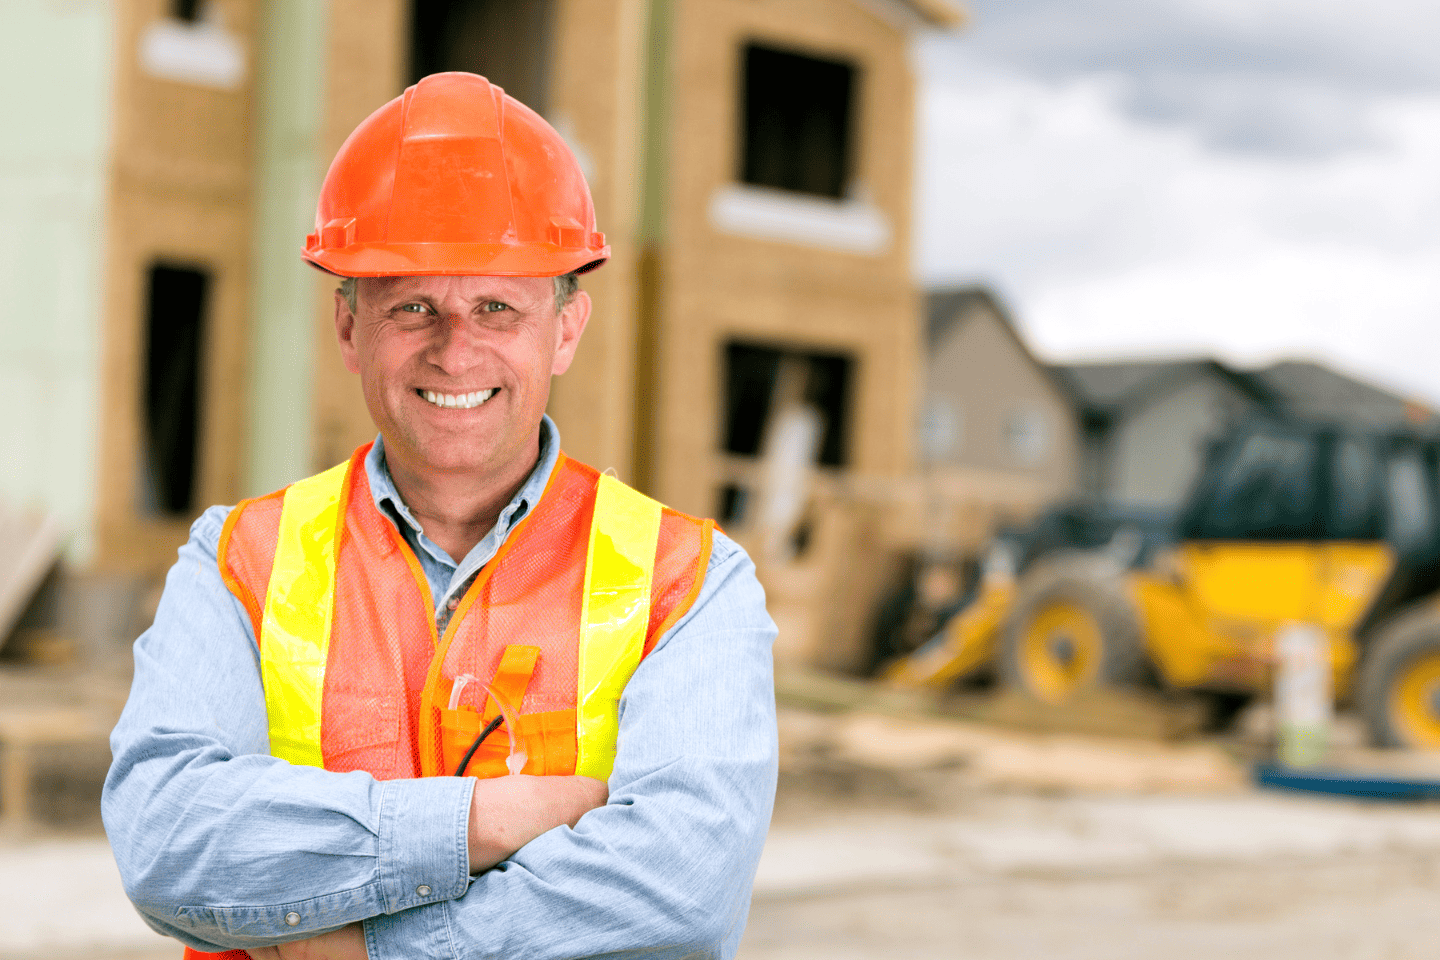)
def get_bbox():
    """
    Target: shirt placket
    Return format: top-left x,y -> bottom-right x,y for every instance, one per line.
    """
434,570 -> 480,636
